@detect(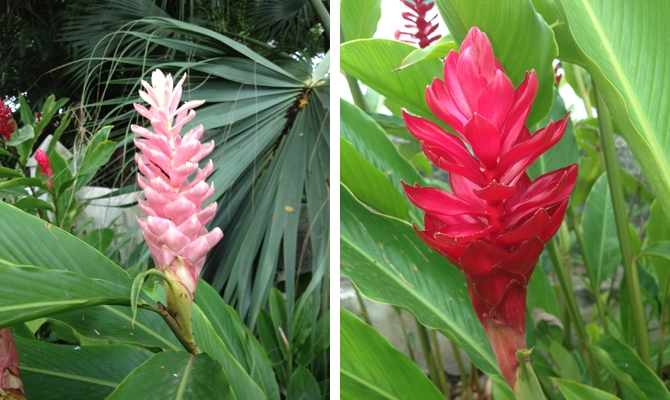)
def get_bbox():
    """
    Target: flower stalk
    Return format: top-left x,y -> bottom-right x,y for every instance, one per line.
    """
594,87 -> 650,365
